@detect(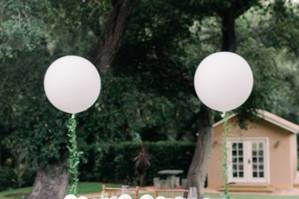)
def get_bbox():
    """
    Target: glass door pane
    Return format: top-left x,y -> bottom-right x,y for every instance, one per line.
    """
231,142 -> 245,179
251,141 -> 265,179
